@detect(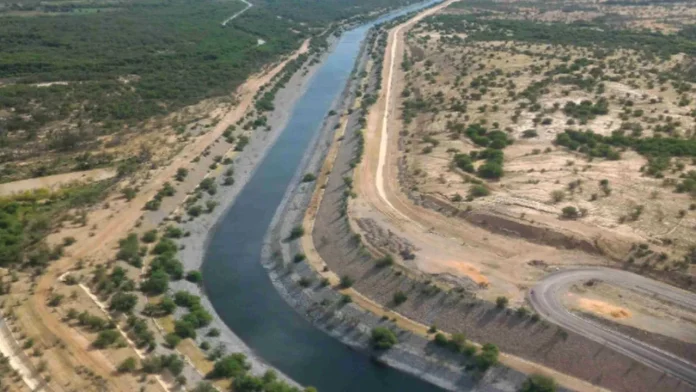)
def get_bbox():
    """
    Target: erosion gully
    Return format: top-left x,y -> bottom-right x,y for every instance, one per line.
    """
201,2 -> 445,391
